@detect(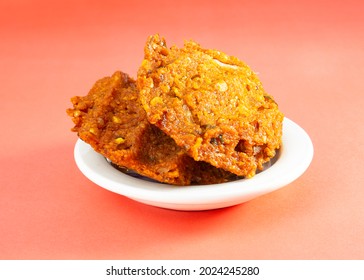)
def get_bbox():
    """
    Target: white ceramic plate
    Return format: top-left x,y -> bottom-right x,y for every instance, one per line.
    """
74,118 -> 313,211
